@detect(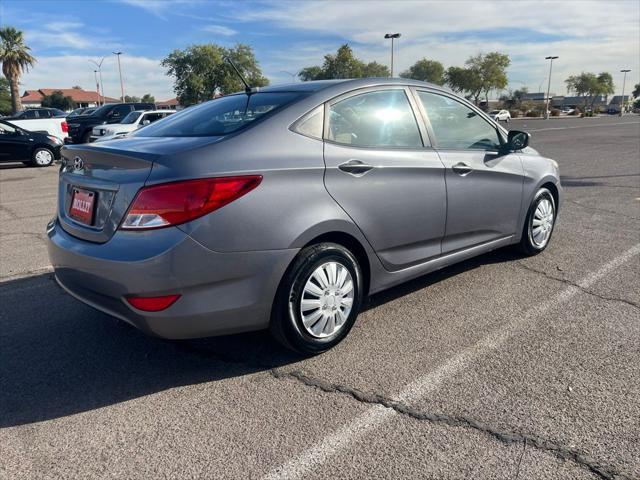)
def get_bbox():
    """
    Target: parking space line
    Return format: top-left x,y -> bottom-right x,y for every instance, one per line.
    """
263,243 -> 640,480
